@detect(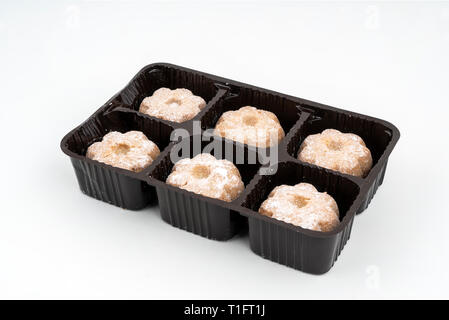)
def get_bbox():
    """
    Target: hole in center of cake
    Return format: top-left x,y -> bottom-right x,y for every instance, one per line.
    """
192,165 -> 211,179
326,139 -> 342,151
113,143 -> 131,155
166,97 -> 182,107
243,115 -> 258,126
291,195 -> 310,208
